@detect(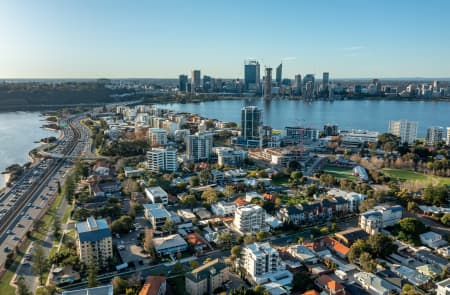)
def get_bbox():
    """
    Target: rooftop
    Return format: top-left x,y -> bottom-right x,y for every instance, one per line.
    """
62,285 -> 113,295
153,234 -> 187,251
138,276 -> 166,295
76,217 -> 111,243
